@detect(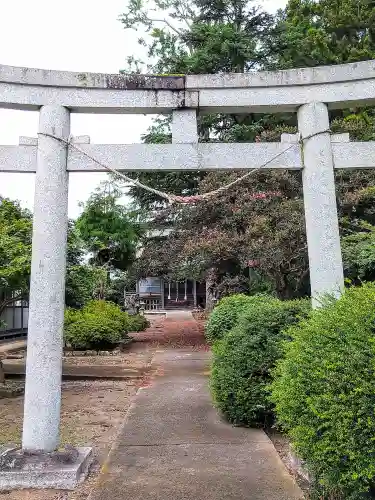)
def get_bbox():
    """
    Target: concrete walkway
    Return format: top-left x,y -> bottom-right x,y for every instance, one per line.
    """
89,349 -> 303,500
165,310 -> 194,320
